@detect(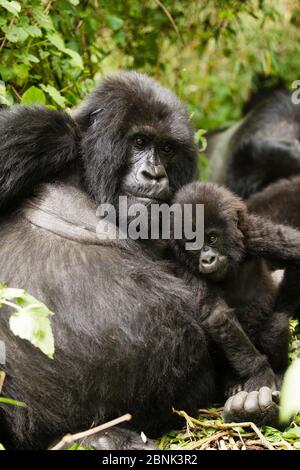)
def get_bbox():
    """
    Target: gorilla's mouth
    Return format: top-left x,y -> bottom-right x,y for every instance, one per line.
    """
199,256 -> 228,280
125,191 -> 168,203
